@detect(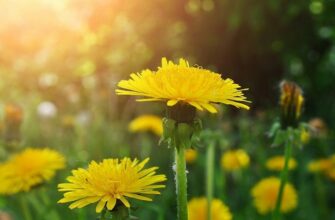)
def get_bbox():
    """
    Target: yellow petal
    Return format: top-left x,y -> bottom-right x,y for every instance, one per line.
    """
95,199 -> 106,213
107,198 -> 117,210
119,196 -> 130,208
202,103 -> 218,113
167,99 -> 179,106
